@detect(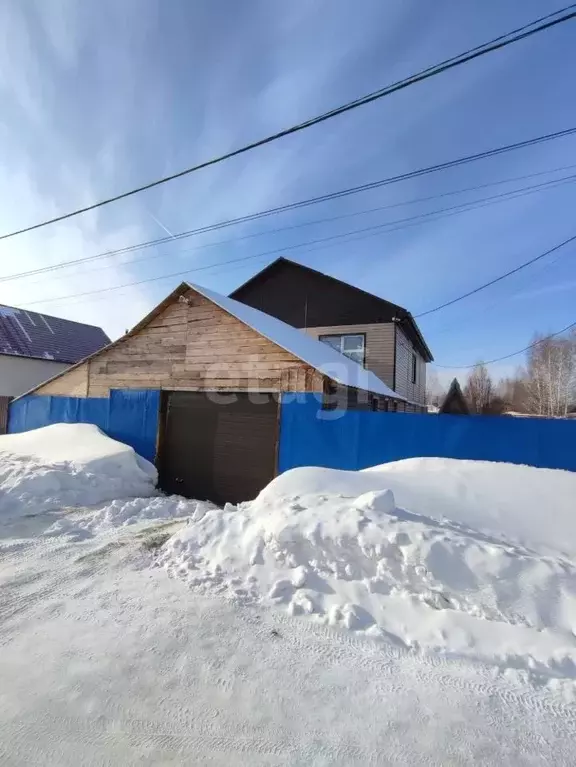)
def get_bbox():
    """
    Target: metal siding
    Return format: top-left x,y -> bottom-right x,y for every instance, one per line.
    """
230,259 -> 433,360
395,325 -> 426,405
303,323 -> 396,390
159,391 -> 278,504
